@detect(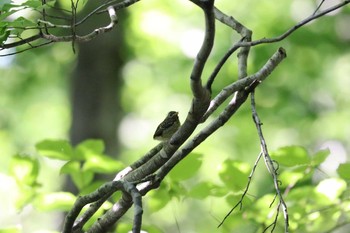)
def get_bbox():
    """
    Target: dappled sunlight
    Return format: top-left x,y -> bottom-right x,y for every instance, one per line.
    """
118,113 -> 154,149
0,174 -> 19,225
316,178 -> 346,201
180,28 -> 205,58
319,140 -> 347,174
290,0 -> 316,22
140,11 -> 175,42
333,54 -> 350,96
